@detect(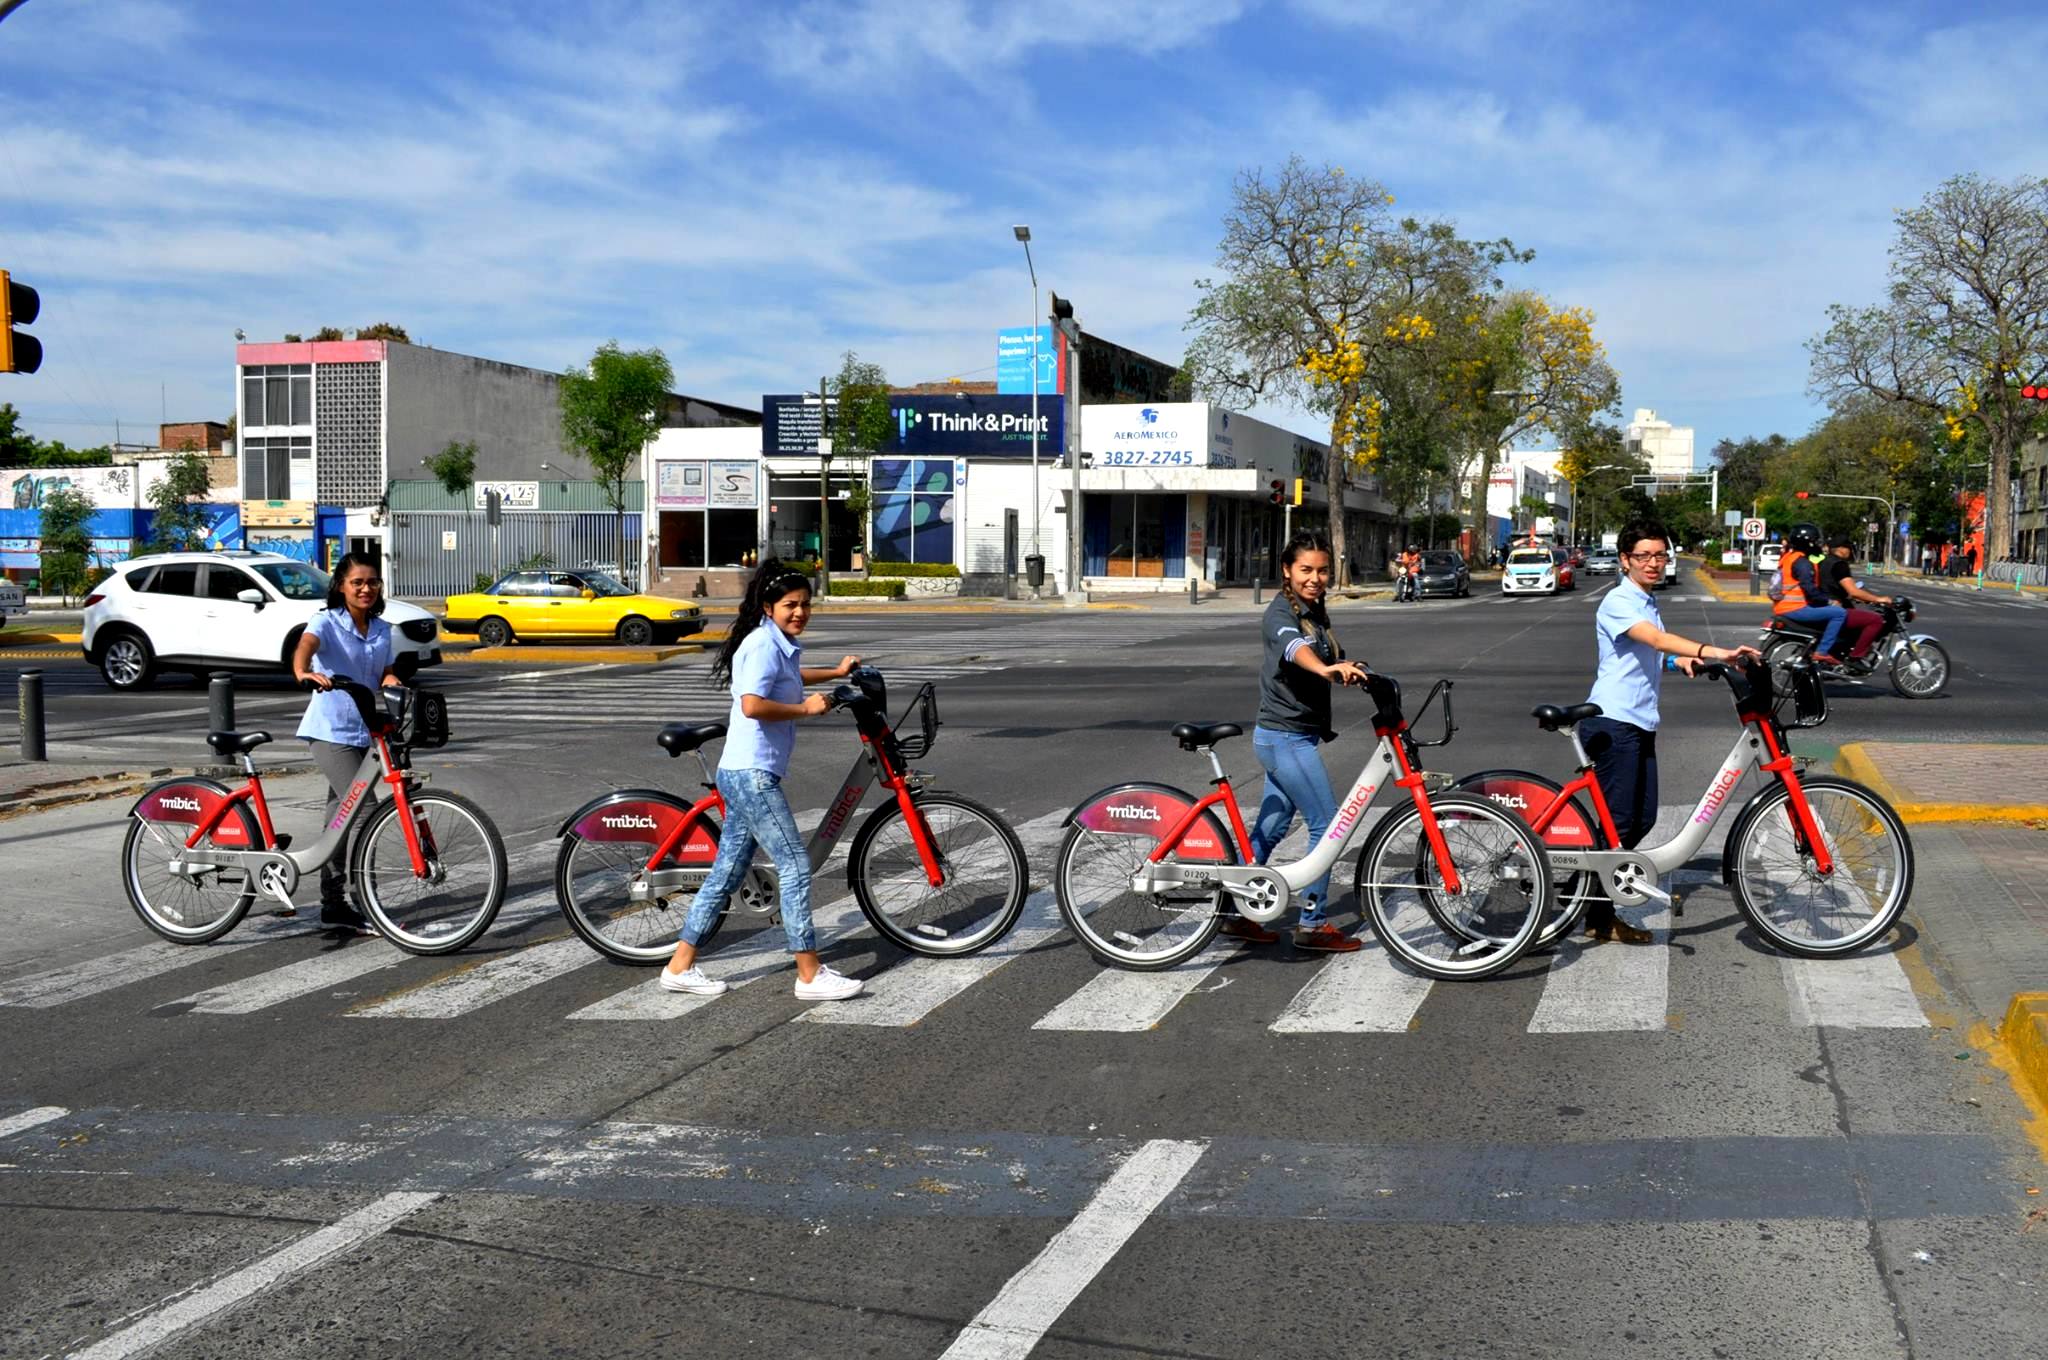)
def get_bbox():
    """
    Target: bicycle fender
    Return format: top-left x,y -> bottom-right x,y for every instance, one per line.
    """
129,776 -> 254,847
555,788 -> 693,839
1063,781 -> 1237,863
